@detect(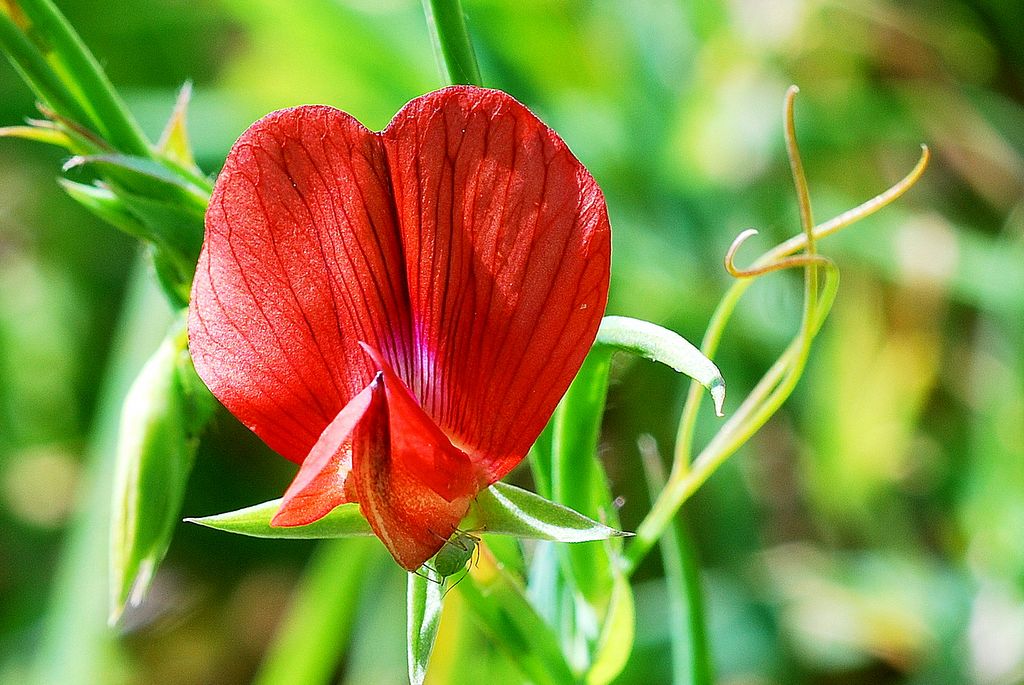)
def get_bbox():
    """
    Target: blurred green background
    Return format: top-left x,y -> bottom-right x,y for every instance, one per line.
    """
1,0 -> 1022,683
